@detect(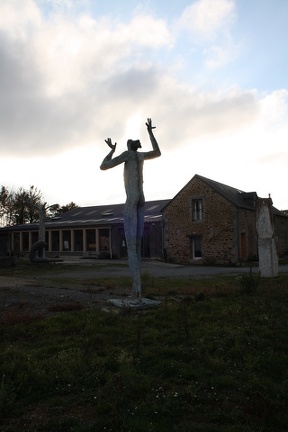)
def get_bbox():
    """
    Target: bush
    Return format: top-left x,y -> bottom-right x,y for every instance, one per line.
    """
239,268 -> 260,293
